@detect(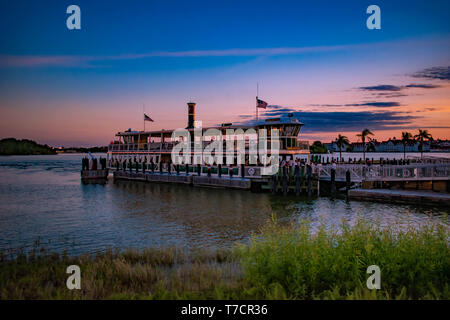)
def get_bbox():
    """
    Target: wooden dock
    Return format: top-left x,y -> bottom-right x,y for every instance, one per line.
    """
113,170 -> 252,190
348,188 -> 450,206
81,169 -> 109,182
109,162 -> 449,202
316,163 -> 450,183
